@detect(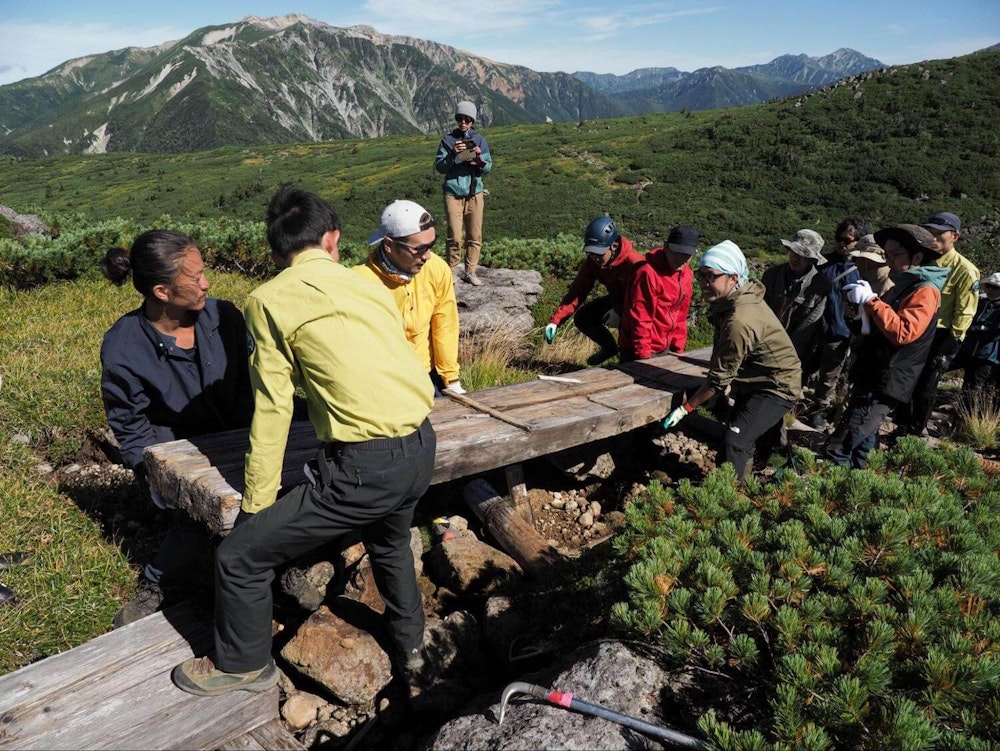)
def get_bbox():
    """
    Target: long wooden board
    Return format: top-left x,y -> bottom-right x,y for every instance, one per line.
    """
143,349 -> 711,534
0,603 -> 277,750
